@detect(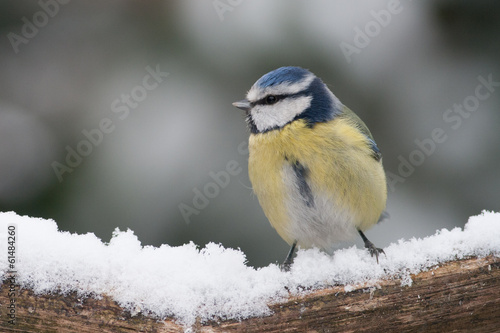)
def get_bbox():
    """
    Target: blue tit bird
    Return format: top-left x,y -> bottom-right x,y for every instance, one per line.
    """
233,66 -> 388,270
